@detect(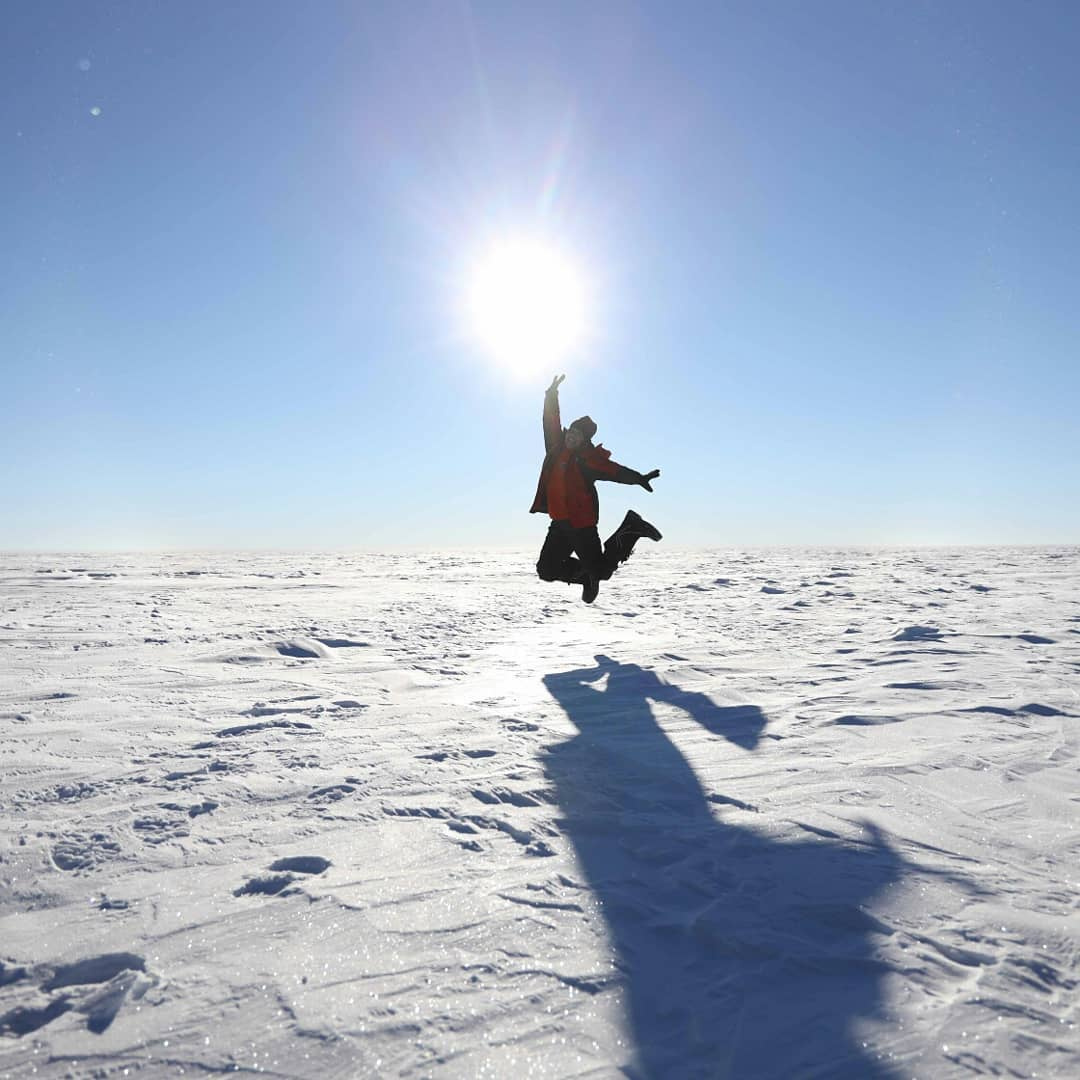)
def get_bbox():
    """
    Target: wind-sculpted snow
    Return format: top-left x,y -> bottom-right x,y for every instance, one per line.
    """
0,548 -> 1077,1078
